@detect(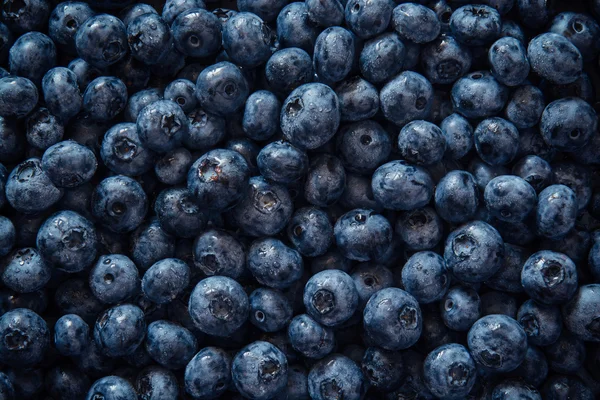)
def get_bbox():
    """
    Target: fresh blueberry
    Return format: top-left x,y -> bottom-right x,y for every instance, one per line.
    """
101,122 -> 156,176
286,207 -> 332,257
334,209 -> 392,261
247,237 -> 304,289
82,76 -> 128,121
265,47 -> 313,97
75,14 -> 129,69
161,0 -> 206,25
351,263 -> 393,309
303,269 -> 358,327
421,34 -> 472,85
223,12 -> 272,68
505,84 -> 545,129
359,32 -> 405,84
398,120 -> 446,166
89,254 -> 140,304
395,207 -> 443,251
434,170 -> 479,224
486,243 -> 528,293
440,285 -> 481,331
509,345 -> 548,387
340,173 -> 382,212
308,354 -> 366,400
9,32 -> 57,86
539,97 -> 597,152
249,288 -> 293,333
130,217 -> 176,271
0,76 -> 39,119
549,12 -> 600,61
257,140 -> 308,185
288,313 -> 335,359
276,2 -> 321,54
423,343 -> 477,399
85,376 -> 137,400
562,284 -> 600,342
48,2 -> 93,54
242,90 -> 280,141
142,258 -> 190,305
450,5 -> 501,46
135,366 -> 179,400
41,140 -> 97,188
550,162 -> 591,212
1,0 -> 49,34
439,113 -> 473,160
335,76 -> 379,122
484,175 -> 537,222
488,37 -> 529,86
195,61 -> 249,116
535,184 -> 578,239
53,314 -> 89,357
183,107 -> 227,150
542,375 -> 595,400
145,320 -> 197,370
192,229 -> 245,278
474,117 -> 519,166
528,33 -> 583,84
67,58 -> 107,91
2,248 -> 50,293
225,137 -> 261,175
94,304 -> 146,357
126,13 -> 172,65
25,108 -> 64,150
306,0 -> 344,28
55,279 -> 104,324
402,251 -> 450,304
491,379 -> 542,400
238,0 -> 287,23
232,341 -> 288,400
451,71 -> 508,119
172,8 -> 221,58
392,3 -> 440,44
380,71 -> 433,127
304,154 -> 346,207
372,160 -> 434,211
360,346 -> 403,392
0,308 -> 49,367
155,187 -> 207,238
164,79 -> 197,114
136,99 -> 189,153
184,347 -> 231,398
120,3 -> 157,26
154,147 -> 193,185
45,364 -> 92,400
